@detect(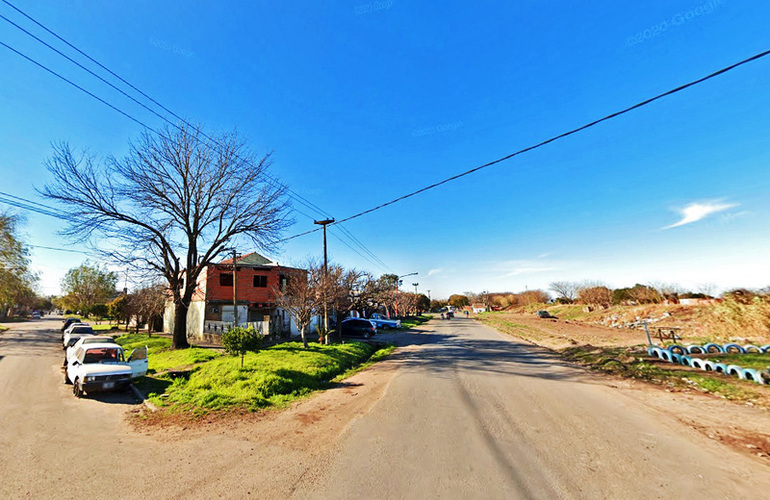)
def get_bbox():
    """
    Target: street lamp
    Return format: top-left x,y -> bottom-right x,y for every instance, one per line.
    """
397,272 -> 417,287
412,283 -> 419,294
